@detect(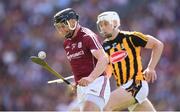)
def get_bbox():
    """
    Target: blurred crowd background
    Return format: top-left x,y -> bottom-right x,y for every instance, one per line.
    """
0,0 -> 180,111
